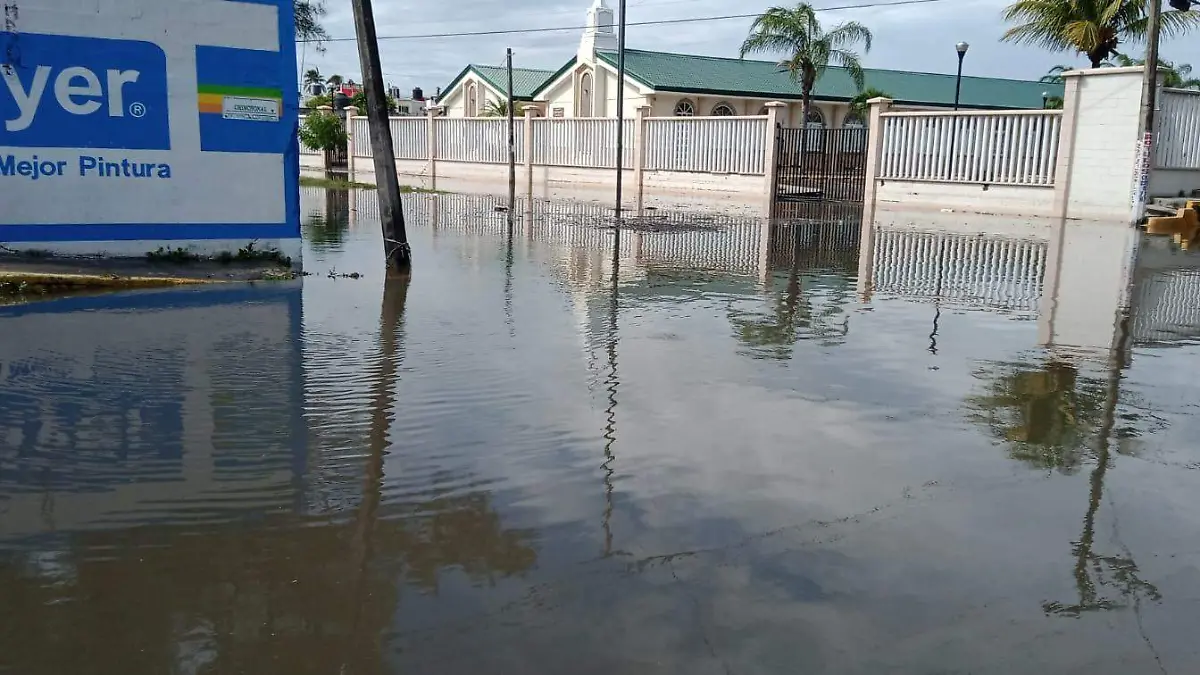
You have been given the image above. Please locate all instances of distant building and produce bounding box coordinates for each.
[438,0,1061,125]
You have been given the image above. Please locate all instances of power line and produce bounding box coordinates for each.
[297,0,948,44]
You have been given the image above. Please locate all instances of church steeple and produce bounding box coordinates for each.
[578,0,617,61]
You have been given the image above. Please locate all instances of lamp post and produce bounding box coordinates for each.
[953,41,969,110]
[1042,91,1049,109]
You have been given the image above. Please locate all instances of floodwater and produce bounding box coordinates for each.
[2,189,1200,674]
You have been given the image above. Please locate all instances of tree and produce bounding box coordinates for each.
[304,68,324,88]
[1001,0,1200,68]
[327,74,345,88]
[1107,53,1200,88]
[298,110,347,167]
[848,87,892,116]
[350,89,398,114]
[482,99,526,117]
[739,3,872,134]
[294,0,329,50]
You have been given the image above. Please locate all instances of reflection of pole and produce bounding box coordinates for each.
[600,223,621,557]
[1045,313,1160,617]
[929,237,946,355]
[348,274,409,665]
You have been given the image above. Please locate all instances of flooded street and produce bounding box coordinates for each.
[3,188,1200,674]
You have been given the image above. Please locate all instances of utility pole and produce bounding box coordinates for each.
[1133,0,1163,224]
[507,48,516,225]
[613,0,628,222]
[349,0,411,271]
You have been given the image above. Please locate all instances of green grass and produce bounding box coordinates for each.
[299,175,441,193]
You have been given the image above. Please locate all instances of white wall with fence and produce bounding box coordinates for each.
[346,114,768,176]
[1156,89,1200,169]
[877,110,1062,186]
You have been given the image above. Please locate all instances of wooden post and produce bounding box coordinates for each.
[633,105,650,215]
[857,97,892,293]
[344,105,359,179]
[349,0,410,271]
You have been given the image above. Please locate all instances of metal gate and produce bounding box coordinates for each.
[775,126,868,203]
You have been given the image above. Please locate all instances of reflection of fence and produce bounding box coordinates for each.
[1157,89,1200,169]
[879,110,1062,185]
[870,228,1047,312]
[1130,268,1200,343]
[349,190,857,277]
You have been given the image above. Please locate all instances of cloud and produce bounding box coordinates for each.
[300,0,1196,95]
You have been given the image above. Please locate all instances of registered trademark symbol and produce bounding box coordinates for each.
[129,102,146,118]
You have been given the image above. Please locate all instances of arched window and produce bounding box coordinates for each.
[466,83,477,117]
[673,98,695,117]
[710,102,737,116]
[842,110,866,128]
[805,107,825,129]
[578,71,594,117]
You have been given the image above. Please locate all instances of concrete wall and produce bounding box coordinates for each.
[864,67,1153,227]
[1149,168,1200,199]
[874,182,1057,218]
[1058,67,1145,222]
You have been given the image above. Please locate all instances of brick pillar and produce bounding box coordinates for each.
[524,108,537,203]
[761,101,786,218]
[427,106,440,191]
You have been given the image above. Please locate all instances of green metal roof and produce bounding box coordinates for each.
[442,64,557,101]
[593,49,1062,110]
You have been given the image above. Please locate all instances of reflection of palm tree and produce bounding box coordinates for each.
[1042,320,1161,618]
[965,361,1109,472]
[729,237,851,359]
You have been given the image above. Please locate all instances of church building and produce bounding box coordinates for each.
[438,0,1059,129]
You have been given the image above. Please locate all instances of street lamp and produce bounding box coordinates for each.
[1042,91,1049,109]
[954,41,969,110]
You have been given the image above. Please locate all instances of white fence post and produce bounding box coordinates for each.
[761,102,786,218]
[427,107,439,190]
[343,106,359,179]
[859,97,893,290]
[524,108,537,201]
[633,105,650,213]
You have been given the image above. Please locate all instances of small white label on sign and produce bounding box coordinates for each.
[222,97,281,122]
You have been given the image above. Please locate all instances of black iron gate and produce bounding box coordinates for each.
[775,126,868,203]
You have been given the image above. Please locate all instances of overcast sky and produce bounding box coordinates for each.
[299,0,1198,96]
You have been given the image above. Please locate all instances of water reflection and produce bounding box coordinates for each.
[3,189,1200,674]
[303,188,351,252]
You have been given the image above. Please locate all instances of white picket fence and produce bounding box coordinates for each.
[532,119,634,169]
[645,117,768,174]
[1157,89,1200,169]
[878,110,1062,186]
[346,115,768,175]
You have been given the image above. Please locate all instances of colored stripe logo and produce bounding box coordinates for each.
[197,84,283,115]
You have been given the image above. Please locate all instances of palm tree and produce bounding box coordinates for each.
[482,99,525,117]
[326,74,344,90]
[294,0,329,50]
[848,87,892,116]
[304,68,323,88]
[739,3,872,133]
[1001,0,1200,69]
[1107,54,1200,88]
